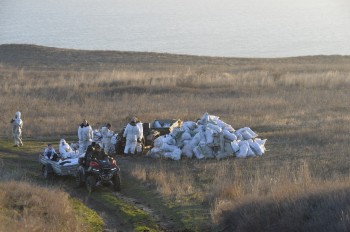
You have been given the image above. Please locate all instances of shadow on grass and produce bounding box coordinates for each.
[218,187,350,232]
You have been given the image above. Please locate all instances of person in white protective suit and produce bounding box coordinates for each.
[123,117,141,156]
[78,119,93,154]
[101,123,114,154]
[136,120,144,154]
[59,139,78,159]
[11,111,23,147]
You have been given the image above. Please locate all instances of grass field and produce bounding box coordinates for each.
[0,44,350,231]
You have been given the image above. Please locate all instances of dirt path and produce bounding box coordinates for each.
[0,145,179,232]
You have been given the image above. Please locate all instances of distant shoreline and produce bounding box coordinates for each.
[1,44,349,71]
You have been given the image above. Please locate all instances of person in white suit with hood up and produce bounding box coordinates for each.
[101,123,114,154]
[78,119,93,154]
[11,111,23,147]
[123,117,141,156]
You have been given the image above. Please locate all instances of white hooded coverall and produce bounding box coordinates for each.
[101,126,114,153]
[78,123,93,154]
[123,123,141,154]
[11,111,23,146]
[59,139,77,159]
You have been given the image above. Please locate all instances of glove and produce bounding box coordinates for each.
[137,138,141,143]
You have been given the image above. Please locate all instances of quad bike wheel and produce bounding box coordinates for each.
[42,165,53,179]
[112,173,121,192]
[75,170,84,187]
[86,175,96,193]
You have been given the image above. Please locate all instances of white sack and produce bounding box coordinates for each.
[182,121,197,131]
[207,123,222,133]
[111,134,117,145]
[199,145,214,159]
[230,141,240,153]
[190,133,202,147]
[170,127,184,140]
[223,129,237,141]
[163,135,176,145]
[163,148,182,161]
[160,143,177,152]
[181,131,192,141]
[236,127,258,139]
[216,151,232,160]
[181,143,193,158]
[193,146,205,159]
[236,141,249,158]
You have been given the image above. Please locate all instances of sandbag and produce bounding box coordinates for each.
[136,143,143,153]
[163,134,176,145]
[204,128,213,145]
[111,134,117,145]
[190,132,202,147]
[199,144,214,159]
[182,121,197,131]
[207,123,222,133]
[224,142,234,156]
[153,136,164,148]
[181,143,193,158]
[223,129,237,141]
[236,141,249,158]
[216,151,232,160]
[163,148,182,160]
[236,127,258,138]
[170,127,185,140]
[193,146,205,159]
[230,141,240,153]
[254,138,267,154]
[160,143,177,152]
[181,131,192,141]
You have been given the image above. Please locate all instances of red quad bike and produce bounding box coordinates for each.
[75,157,121,193]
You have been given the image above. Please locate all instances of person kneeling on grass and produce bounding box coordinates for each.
[44,143,58,161]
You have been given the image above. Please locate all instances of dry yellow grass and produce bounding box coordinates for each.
[0,181,83,232]
[1,45,350,230]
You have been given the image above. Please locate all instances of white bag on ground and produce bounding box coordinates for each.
[182,121,197,131]
[230,141,240,153]
[181,143,194,158]
[163,148,182,160]
[163,135,176,145]
[216,151,232,160]
[236,127,258,139]
[207,123,222,134]
[170,127,184,140]
[153,136,164,148]
[199,144,214,159]
[160,143,177,152]
[193,146,205,159]
[236,141,249,158]
[223,129,237,141]
[181,131,192,141]
[248,140,263,156]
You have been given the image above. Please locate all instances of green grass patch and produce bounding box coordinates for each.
[71,197,104,232]
[94,192,160,232]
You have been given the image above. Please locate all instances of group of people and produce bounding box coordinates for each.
[42,117,143,162]
[10,111,144,158]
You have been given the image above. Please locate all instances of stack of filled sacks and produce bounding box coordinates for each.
[147,113,267,160]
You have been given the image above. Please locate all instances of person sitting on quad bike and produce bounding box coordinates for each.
[76,143,121,193]
[86,143,109,165]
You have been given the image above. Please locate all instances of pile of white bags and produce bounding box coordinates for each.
[147,113,267,160]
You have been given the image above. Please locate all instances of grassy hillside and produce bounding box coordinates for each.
[0,44,350,231]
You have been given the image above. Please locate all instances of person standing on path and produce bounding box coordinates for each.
[78,119,93,154]
[11,111,23,147]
